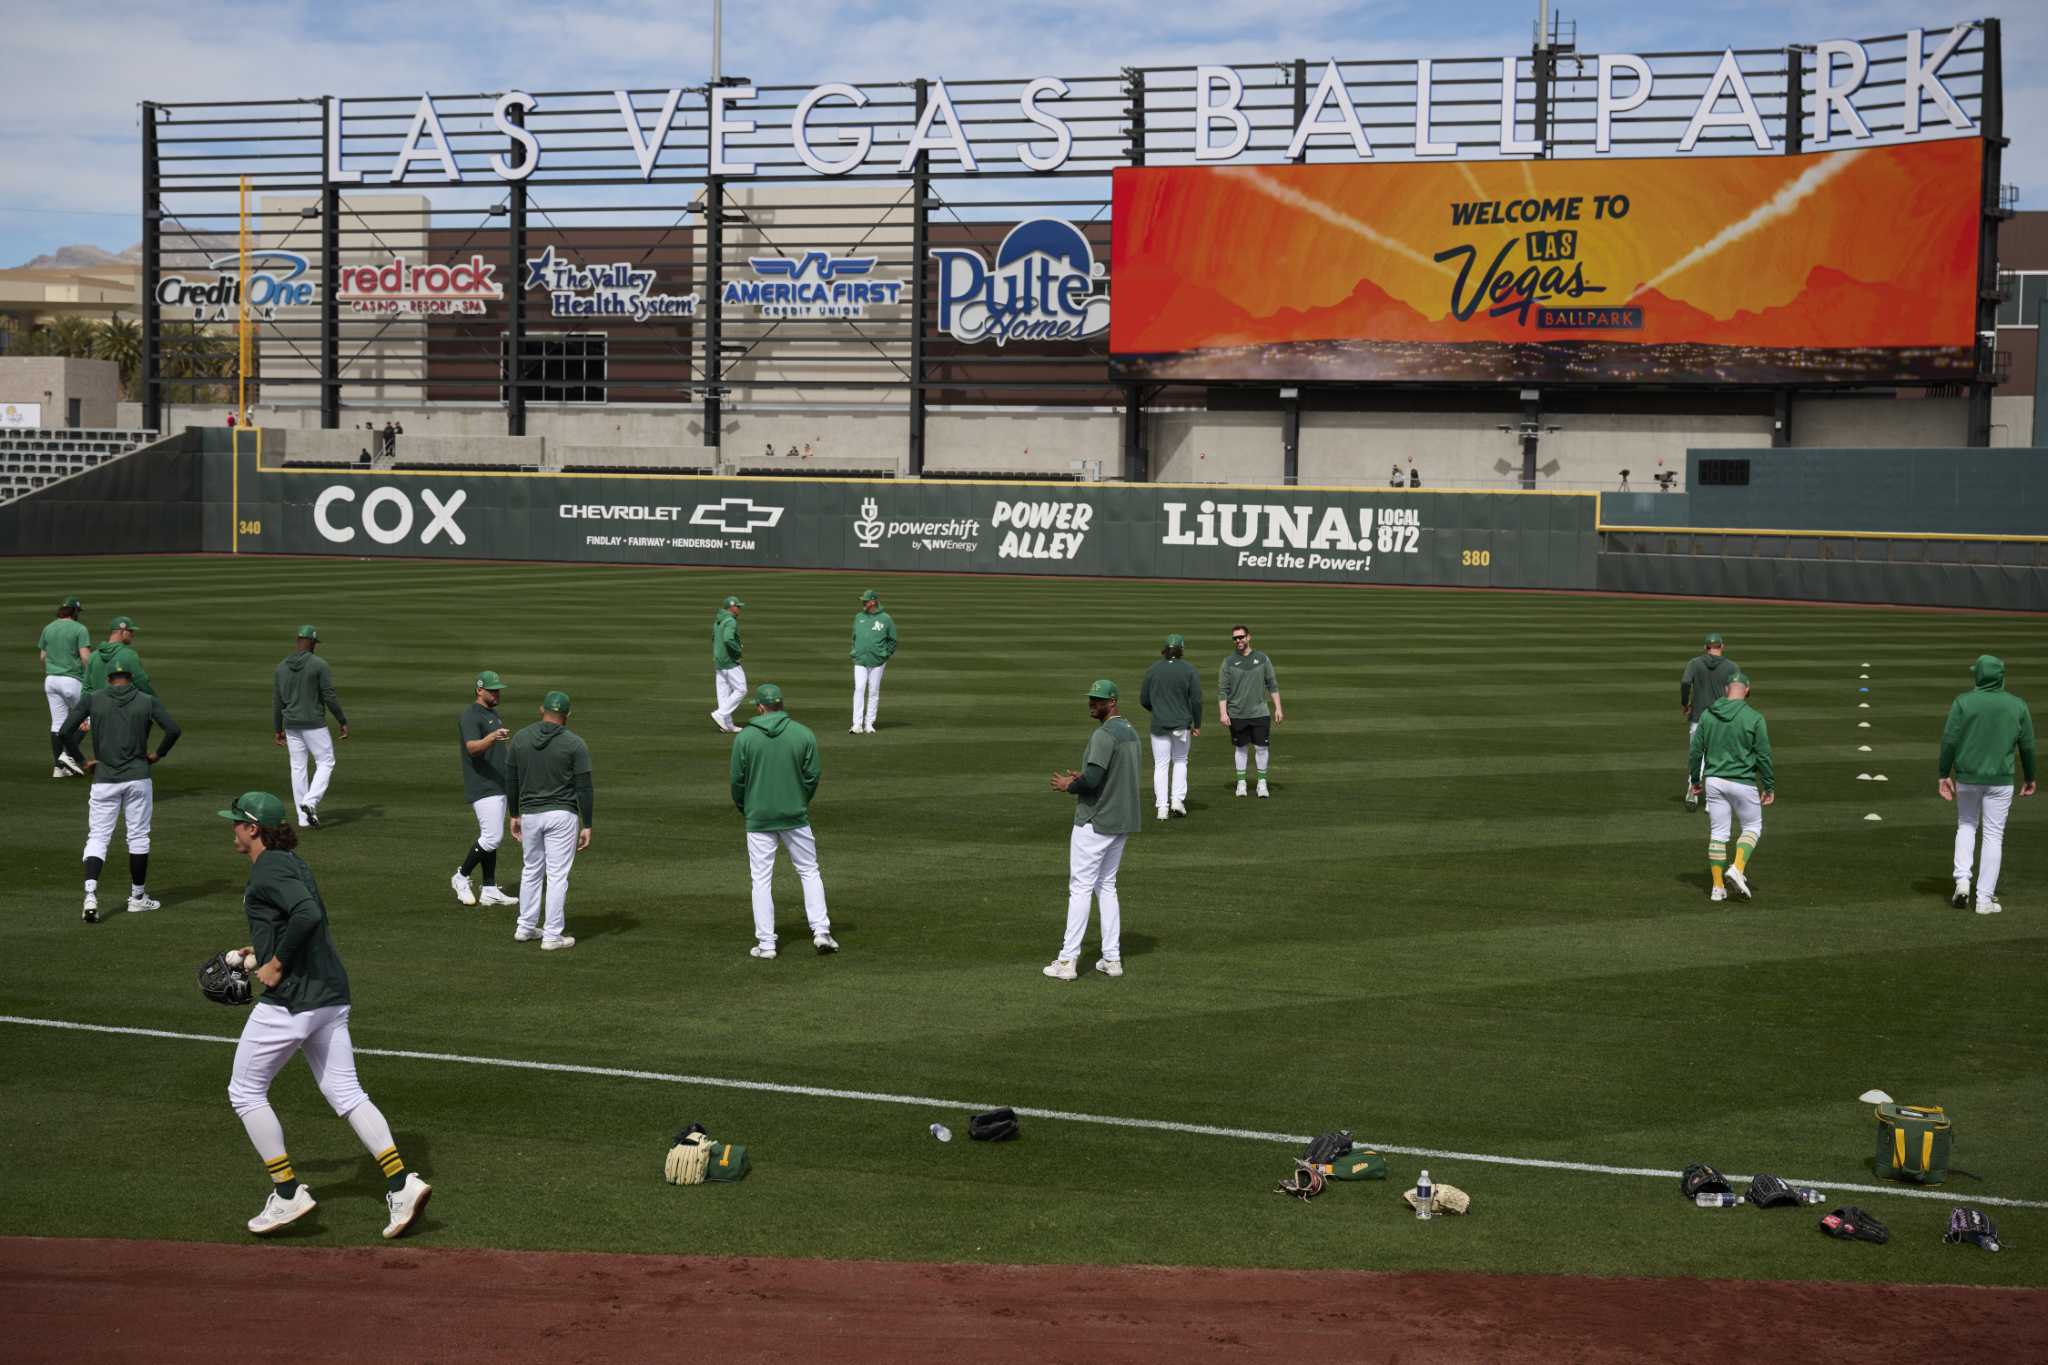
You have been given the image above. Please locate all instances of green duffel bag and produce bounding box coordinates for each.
[1317,1148,1388,1181]
[703,1139,751,1182]
[1874,1104,1951,1185]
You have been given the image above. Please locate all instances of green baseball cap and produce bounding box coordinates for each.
[297,624,319,641]
[218,791,289,826]
[476,670,506,691]
[753,682,783,705]
[1087,678,1118,700]
[109,615,137,631]
[542,690,572,714]
[1164,633,1185,649]
[1704,632,1724,646]
[722,596,746,608]
[1729,670,1752,687]
[860,589,879,603]
[61,596,82,611]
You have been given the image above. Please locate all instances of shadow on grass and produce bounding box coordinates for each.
[1911,877,1959,899]
[309,805,384,829]
[165,878,239,906]
[570,912,639,942]
[1674,872,1712,892]
[1119,932,1159,958]
[290,1133,446,1237]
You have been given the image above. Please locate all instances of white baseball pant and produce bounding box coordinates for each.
[285,726,336,820]
[1953,783,2014,902]
[227,1000,400,1177]
[747,825,830,947]
[1060,823,1127,963]
[1686,720,1698,790]
[516,808,580,939]
[472,795,507,851]
[45,675,82,732]
[714,666,749,727]
[1704,776,1763,843]
[851,663,886,730]
[84,778,153,859]
[1150,730,1190,811]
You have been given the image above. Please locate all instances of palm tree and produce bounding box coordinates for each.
[47,315,100,359]
[95,314,142,399]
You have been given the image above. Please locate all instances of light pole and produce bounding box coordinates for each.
[712,0,722,84]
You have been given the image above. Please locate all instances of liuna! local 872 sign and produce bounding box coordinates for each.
[213,460,1598,591]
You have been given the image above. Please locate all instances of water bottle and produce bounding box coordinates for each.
[929,1123,952,1143]
[1797,1187,1823,1205]
[1695,1192,1740,1207]
[1416,1169,1433,1220]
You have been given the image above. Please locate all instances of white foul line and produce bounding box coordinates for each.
[7,1014,2043,1211]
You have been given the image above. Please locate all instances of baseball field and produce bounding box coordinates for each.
[3,555,2044,1348]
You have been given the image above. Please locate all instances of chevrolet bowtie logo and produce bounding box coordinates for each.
[691,498,785,534]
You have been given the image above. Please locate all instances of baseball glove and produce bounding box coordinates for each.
[969,1108,1020,1142]
[664,1125,712,1186]
[197,951,251,1007]
[1274,1160,1326,1200]
[1745,1173,1801,1208]
[1944,1206,2001,1251]
[1680,1163,1731,1200]
[1302,1130,1354,1164]
[1819,1205,1889,1244]
[1403,1183,1472,1214]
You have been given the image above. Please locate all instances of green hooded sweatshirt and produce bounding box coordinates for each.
[1689,695,1773,792]
[60,682,181,783]
[273,651,347,730]
[84,640,153,695]
[505,721,595,824]
[712,611,743,668]
[1939,655,2037,787]
[1140,657,1203,735]
[850,609,898,667]
[1680,651,1738,723]
[243,848,351,1014]
[730,709,820,832]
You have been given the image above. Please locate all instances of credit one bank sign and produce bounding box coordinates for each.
[316,26,1979,185]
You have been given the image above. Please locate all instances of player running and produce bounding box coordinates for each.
[711,596,749,733]
[1046,679,1142,980]
[731,683,836,958]
[1687,670,1773,903]
[848,589,897,734]
[1938,654,2037,915]
[58,658,180,921]
[1140,633,1201,819]
[273,625,348,828]
[1218,625,1282,798]
[506,690,593,951]
[37,595,91,777]
[217,791,432,1240]
[452,669,519,908]
[1679,632,1739,811]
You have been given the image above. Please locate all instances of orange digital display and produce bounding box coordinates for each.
[1110,139,1982,385]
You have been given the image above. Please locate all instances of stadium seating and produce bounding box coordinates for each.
[0,429,159,504]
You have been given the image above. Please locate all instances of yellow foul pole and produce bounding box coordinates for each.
[237,175,252,426]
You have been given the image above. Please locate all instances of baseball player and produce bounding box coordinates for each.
[506,690,592,951]
[848,589,897,734]
[83,614,152,695]
[1140,633,1201,819]
[37,595,91,776]
[58,658,180,922]
[1679,632,1739,811]
[217,791,432,1239]
[710,596,747,733]
[273,625,348,828]
[1046,679,1142,980]
[1217,625,1282,798]
[1687,670,1773,903]
[730,683,836,958]
[452,669,518,908]
[1938,654,2037,915]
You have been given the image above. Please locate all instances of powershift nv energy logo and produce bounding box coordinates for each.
[931,220,1109,346]
[726,252,906,318]
[155,251,316,323]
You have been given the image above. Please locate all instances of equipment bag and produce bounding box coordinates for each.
[1317,1149,1389,1181]
[1874,1104,1951,1185]
[702,1140,750,1182]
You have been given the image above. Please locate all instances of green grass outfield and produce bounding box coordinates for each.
[2,554,2043,1287]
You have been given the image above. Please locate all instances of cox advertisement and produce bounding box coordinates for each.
[211,456,1593,589]
[1110,139,1982,385]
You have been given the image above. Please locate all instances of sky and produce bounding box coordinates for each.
[0,0,2038,265]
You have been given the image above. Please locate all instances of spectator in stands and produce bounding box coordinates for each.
[1408,463,1421,489]
[1388,463,1403,488]
[227,413,237,429]
[381,422,397,460]
[1619,469,1631,491]
[802,442,815,459]
[786,445,799,459]
[764,442,775,459]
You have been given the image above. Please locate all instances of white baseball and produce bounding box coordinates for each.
[225,950,244,970]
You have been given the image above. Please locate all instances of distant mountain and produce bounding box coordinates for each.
[16,226,236,272]
[16,242,138,270]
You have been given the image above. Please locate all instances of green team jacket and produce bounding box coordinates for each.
[39,618,90,679]
[60,682,181,783]
[1070,715,1144,834]
[1939,656,2038,786]
[713,611,743,668]
[506,721,595,824]
[731,710,820,832]
[850,610,898,667]
[1140,657,1202,734]
[243,848,351,1014]
[83,640,153,695]
[1218,650,1278,720]
[274,652,347,730]
[1680,652,1739,723]
[1689,697,1774,792]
